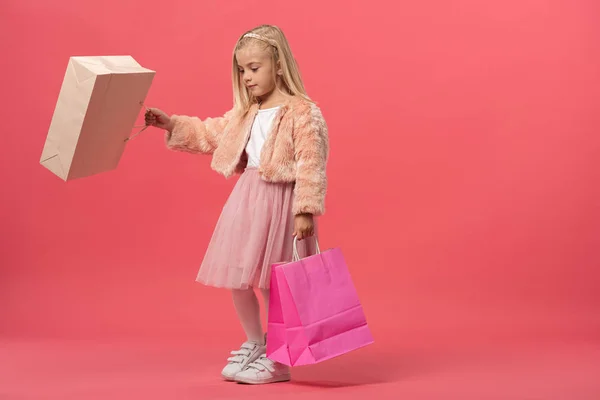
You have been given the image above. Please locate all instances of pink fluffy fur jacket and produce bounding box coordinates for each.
[165,96,329,216]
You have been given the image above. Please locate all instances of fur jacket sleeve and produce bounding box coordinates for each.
[165,109,234,154]
[292,104,329,216]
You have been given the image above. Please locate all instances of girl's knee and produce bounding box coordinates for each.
[232,288,256,298]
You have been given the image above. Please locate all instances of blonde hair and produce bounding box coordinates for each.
[232,25,312,115]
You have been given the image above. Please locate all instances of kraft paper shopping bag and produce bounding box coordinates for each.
[267,238,374,366]
[40,56,155,181]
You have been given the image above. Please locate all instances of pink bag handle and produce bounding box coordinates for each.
[292,236,321,262]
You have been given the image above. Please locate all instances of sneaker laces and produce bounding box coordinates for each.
[246,354,276,372]
[227,342,257,364]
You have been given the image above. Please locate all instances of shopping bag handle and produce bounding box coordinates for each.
[125,102,150,142]
[292,236,321,261]
[125,125,148,141]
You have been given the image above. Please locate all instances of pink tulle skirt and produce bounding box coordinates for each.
[196,167,318,290]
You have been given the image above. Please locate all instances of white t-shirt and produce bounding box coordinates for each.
[245,106,281,168]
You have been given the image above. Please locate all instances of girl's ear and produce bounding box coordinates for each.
[277,60,283,76]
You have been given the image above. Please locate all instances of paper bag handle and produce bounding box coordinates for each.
[125,125,149,141]
[125,102,151,142]
[292,236,321,262]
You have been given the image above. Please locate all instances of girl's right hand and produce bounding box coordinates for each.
[145,108,174,131]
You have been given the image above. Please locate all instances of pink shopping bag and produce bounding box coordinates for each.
[266,237,374,366]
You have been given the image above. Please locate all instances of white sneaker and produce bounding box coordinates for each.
[221,341,266,381]
[234,354,291,384]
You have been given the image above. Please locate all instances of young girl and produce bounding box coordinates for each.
[145,25,329,384]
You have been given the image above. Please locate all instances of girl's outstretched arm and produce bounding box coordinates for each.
[165,109,234,155]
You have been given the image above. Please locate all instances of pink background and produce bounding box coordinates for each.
[1,1,599,396]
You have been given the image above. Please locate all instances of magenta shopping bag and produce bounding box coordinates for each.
[266,238,374,366]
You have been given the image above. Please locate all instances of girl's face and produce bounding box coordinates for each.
[236,45,280,99]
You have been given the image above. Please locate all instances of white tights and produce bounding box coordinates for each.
[231,288,270,344]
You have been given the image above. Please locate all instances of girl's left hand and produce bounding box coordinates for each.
[294,213,314,240]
